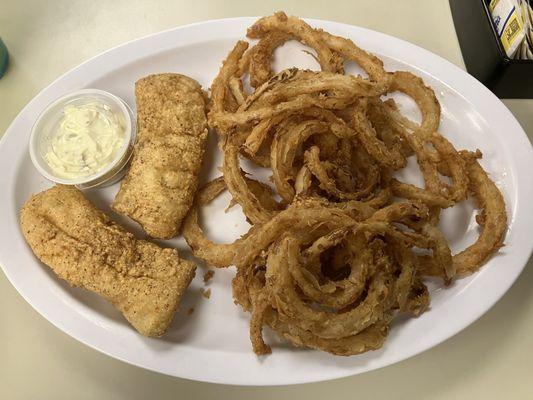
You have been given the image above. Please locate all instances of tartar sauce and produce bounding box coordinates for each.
[43,101,125,179]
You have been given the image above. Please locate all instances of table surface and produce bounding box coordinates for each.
[1,1,532,398]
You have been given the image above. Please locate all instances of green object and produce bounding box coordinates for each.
[0,38,8,79]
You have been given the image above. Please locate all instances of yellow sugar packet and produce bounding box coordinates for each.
[490,0,526,57]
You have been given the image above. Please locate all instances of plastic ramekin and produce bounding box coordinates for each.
[29,89,136,189]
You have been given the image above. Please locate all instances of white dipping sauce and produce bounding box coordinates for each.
[43,101,125,179]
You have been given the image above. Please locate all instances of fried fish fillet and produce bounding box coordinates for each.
[20,185,196,337]
[112,73,208,239]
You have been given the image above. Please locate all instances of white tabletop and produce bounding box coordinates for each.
[1,1,532,398]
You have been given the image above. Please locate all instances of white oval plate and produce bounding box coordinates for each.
[1,18,532,386]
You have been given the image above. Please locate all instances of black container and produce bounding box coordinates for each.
[449,0,533,98]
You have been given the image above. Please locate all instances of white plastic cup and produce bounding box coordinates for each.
[29,89,136,189]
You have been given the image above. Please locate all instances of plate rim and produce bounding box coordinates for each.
[1,16,532,386]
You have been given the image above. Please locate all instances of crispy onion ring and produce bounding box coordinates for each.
[228,200,439,355]
[248,31,293,88]
[186,13,508,356]
[247,12,344,74]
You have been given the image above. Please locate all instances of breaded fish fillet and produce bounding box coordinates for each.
[112,73,208,239]
[20,185,196,337]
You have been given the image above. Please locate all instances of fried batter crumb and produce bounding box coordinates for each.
[203,270,215,284]
[187,308,195,315]
[19,185,196,337]
[202,288,211,299]
[112,73,208,239]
